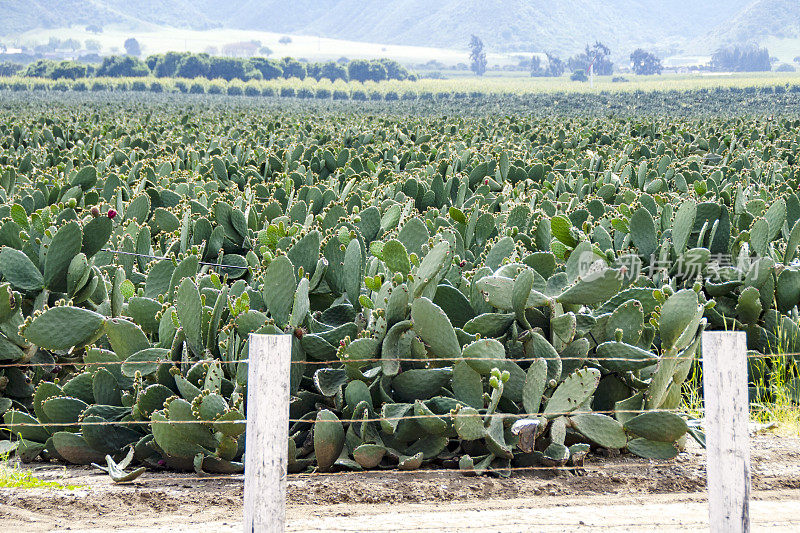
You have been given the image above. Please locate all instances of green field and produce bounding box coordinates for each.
[0,87,797,479]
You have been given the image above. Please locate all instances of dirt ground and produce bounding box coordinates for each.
[1,433,799,532]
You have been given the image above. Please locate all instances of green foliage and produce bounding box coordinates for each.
[0,94,797,481]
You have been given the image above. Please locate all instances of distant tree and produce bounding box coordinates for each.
[570,69,588,82]
[378,58,409,80]
[24,59,56,78]
[50,60,86,80]
[348,59,371,82]
[469,35,487,76]
[306,63,322,80]
[60,38,80,51]
[145,54,161,71]
[154,52,188,77]
[569,42,613,76]
[711,45,770,72]
[96,55,149,77]
[794,55,800,64]
[85,39,101,52]
[368,62,387,82]
[124,38,141,57]
[259,46,273,56]
[531,53,565,77]
[545,52,565,77]
[86,24,103,34]
[529,56,545,76]
[176,54,211,78]
[280,57,306,79]
[776,63,796,72]
[630,49,662,75]
[278,36,292,45]
[248,57,283,80]
[320,61,348,82]
[208,57,247,80]
[0,62,23,76]
[337,56,349,64]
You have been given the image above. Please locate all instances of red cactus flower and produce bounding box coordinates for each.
[107,209,117,219]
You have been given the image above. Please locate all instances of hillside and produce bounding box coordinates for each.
[2,0,796,57]
[702,0,800,46]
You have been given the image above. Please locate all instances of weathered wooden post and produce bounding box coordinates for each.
[702,331,750,533]
[244,334,292,533]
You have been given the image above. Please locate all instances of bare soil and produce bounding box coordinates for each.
[1,433,799,532]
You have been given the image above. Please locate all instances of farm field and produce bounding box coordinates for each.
[0,86,799,530]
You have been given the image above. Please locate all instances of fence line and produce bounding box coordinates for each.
[2,351,794,370]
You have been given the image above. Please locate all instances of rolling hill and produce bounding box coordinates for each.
[1,0,796,57]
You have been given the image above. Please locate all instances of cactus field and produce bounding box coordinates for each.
[0,89,798,481]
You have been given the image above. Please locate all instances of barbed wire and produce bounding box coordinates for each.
[0,350,794,370]
[1,406,708,428]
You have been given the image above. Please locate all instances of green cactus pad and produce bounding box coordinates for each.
[623,411,688,442]
[411,296,461,359]
[543,368,601,418]
[314,409,344,473]
[22,306,105,351]
[0,247,44,291]
[626,438,679,460]
[569,413,627,448]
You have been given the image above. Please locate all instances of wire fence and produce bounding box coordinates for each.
[1,238,797,531]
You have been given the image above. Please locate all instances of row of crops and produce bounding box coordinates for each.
[4,75,800,100]
[0,93,798,477]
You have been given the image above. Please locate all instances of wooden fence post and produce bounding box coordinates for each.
[244,334,292,533]
[702,331,750,533]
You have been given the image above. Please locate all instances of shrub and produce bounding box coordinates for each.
[279,87,296,98]
[401,91,417,100]
[419,91,434,100]
[208,83,223,94]
[351,89,367,101]
[150,81,164,93]
[189,83,205,94]
[369,90,383,101]
[570,70,588,82]
[72,81,87,92]
[131,80,147,92]
[297,87,314,99]
[332,89,348,100]
[262,86,276,97]
[91,81,107,92]
[227,85,243,96]
[33,82,48,91]
[315,88,331,99]
[384,91,399,101]
[244,85,261,97]
[11,81,27,91]
[52,82,69,92]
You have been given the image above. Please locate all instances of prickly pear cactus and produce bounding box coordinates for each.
[1,100,797,477]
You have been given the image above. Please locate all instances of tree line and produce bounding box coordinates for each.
[0,53,415,82]
[468,36,775,79]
